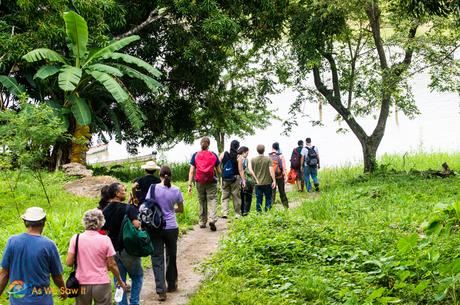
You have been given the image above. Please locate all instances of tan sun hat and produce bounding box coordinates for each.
[141,160,160,171]
[21,207,46,221]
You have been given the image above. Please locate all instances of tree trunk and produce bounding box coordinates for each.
[215,132,225,154]
[362,140,379,173]
[70,124,91,164]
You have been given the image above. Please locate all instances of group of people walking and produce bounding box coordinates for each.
[0,164,184,304]
[187,136,320,232]
[0,136,320,305]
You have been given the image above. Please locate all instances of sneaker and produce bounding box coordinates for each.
[199,223,206,228]
[209,222,216,231]
[221,215,228,219]
[158,293,167,301]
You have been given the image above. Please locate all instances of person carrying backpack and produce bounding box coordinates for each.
[290,140,305,192]
[301,137,320,192]
[145,165,184,301]
[102,183,143,305]
[187,137,220,231]
[220,140,244,219]
[269,142,289,208]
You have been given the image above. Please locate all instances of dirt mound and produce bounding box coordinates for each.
[64,176,120,198]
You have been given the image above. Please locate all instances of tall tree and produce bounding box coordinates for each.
[232,0,460,172]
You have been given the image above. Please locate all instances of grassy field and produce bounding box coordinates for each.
[0,171,200,304]
[190,152,460,305]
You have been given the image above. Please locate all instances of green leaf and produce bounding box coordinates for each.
[58,66,82,92]
[63,11,88,64]
[84,35,140,66]
[68,95,91,125]
[33,66,60,80]
[87,64,123,77]
[116,64,161,92]
[88,70,128,103]
[109,52,161,77]
[22,48,66,63]
[0,76,26,97]
[414,280,430,294]
[88,70,144,129]
[397,234,418,254]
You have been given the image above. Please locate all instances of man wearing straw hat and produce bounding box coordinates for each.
[0,207,67,304]
[131,160,161,207]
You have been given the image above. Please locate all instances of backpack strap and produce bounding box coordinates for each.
[73,234,80,270]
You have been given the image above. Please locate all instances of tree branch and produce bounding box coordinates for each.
[366,1,388,69]
[114,9,165,40]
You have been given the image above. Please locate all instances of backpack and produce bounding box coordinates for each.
[194,151,217,184]
[222,152,237,182]
[269,152,284,179]
[290,147,302,169]
[139,184,166,232]
[305,146,318,167]
[121,206,154,257]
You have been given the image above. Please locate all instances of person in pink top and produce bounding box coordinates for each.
[66,209,126,305]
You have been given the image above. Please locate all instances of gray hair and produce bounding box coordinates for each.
[82,209,105,231]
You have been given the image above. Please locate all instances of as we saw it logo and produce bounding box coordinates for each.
[8,280,31,299]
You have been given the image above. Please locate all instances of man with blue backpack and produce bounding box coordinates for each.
[301,137,320,192]
[220,140,244,219]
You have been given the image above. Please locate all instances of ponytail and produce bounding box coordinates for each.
[160,165,172,188]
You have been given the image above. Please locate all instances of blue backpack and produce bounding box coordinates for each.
[222,152,237,181]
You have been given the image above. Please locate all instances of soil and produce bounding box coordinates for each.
[64,175,120,198]
[139,219,228,305]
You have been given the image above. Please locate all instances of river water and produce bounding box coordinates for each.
[87,72,460,168]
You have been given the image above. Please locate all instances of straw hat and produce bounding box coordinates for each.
[141,161,160,171]
[21,207,46,221]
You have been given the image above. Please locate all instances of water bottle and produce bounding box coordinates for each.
[114,286,124,303]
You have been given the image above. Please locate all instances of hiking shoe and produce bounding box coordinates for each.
[221,215,228,219]
[209,222,216,231]
[199,223,206,228]
[158,293,167,301]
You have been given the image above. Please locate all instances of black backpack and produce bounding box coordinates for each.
[305,146,318,167]
[290,148,302,169]
[139,184,166,232]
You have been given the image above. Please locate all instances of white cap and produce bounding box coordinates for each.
[141,161,160,171]
[21,207,46,221]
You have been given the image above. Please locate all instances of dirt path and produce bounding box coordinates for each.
[139,184,317,304]
[139,219,228,305]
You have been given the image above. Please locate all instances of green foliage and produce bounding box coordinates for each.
[0,103,66,170]
[191,153,460,304]
[90,161,190,182]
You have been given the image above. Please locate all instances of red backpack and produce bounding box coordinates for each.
[194,151,217,184]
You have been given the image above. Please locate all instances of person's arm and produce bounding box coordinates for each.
[269,165,276,189]
[188,165,195,194]
[0,268,9,296]
[107,256,126,289]
[51,274,67,300]
[238,157,246,187]
[65,252,75,267]
[219,152,225,162]
[248,159,259,185]
[175,202,184,213]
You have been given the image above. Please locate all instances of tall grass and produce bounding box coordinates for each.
[90,161,190,182]
[190,152,460,305]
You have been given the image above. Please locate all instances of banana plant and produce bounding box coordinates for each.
[17,11,161,164]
